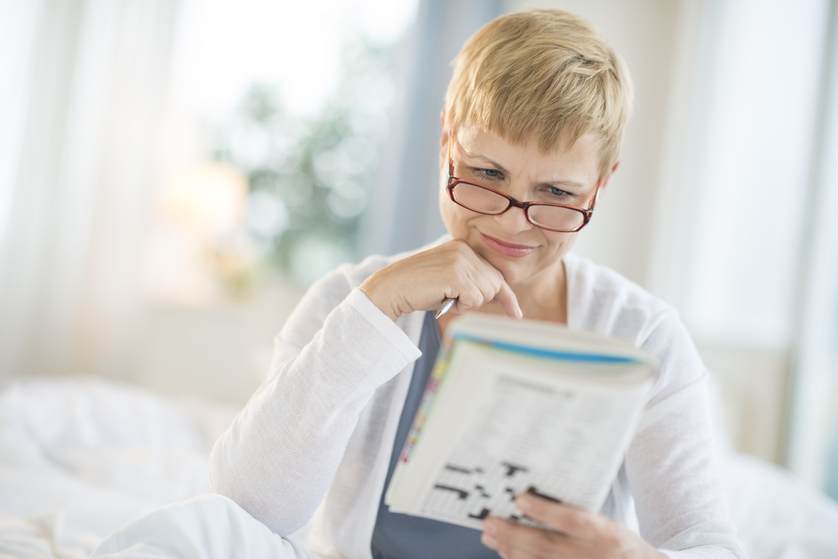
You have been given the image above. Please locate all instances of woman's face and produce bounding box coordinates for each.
[438,124,613,287]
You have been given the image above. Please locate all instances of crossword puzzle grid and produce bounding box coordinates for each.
[420,459,558,525]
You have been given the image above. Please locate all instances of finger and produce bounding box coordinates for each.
[474,273,501,310]
[446,264,478,310]
[515,493,600,538]
[454,243,521,318]
[486,517,567,558]
[493,280,523,319]
[456,283,486,311]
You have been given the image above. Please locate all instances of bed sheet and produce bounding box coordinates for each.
[0,377,236,558]
[0,377,836,559]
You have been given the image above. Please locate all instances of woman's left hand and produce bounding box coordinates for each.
[481,493,665,559]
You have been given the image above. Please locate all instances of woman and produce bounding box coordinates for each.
[95,8,743,559]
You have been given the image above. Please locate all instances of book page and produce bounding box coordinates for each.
[386,341,653,530]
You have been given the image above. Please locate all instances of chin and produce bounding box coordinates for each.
[484,253,534,284]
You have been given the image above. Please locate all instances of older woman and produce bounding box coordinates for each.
[95,8,743,559]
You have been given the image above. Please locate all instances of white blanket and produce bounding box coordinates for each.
[0,377,234,558]
[0,377,836,558]
[91,494,311,559]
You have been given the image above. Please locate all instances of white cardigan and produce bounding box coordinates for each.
[209,236,744,559]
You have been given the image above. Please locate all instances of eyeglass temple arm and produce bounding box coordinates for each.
[587,182,603,212]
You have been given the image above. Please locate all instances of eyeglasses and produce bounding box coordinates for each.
[446,131,600,233]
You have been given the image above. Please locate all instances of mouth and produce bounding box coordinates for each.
[480,232,538,257]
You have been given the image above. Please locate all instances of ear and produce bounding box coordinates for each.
[597,160,621,190]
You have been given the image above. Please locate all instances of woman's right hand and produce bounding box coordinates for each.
[359,239,523,321]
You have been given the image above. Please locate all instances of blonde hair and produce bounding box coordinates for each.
[443,9,633,177]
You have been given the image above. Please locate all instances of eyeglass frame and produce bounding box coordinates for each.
[446,130,602,233]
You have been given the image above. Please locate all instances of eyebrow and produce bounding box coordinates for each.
[459,145,586,189]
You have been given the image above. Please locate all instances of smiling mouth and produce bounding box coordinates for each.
[480,233,538,250]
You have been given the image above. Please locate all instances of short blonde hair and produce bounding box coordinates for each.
[443,9,633,177]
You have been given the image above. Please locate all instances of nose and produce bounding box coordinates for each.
[492,203,534,234]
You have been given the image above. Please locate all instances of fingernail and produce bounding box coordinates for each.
[481,532,498,549]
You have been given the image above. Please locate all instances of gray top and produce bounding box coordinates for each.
[370,312,500,559]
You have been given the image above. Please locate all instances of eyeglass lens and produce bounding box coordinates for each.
[451,183,584,231]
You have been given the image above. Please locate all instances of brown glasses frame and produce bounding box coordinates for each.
[446,130,601,233]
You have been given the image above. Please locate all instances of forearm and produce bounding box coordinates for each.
[209,288,421,535]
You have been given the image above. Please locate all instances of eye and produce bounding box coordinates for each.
[473,167,504,180]
[543,185,573,199]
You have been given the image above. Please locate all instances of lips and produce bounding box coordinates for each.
[481,233,535,249]
[480,233,538,257]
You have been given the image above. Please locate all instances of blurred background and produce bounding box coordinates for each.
[1,0,836,504]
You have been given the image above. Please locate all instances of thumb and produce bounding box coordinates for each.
[494,281,523,319]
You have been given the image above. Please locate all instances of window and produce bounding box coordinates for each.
[144,0,418,306]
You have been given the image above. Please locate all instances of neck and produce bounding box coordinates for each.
[490,258,565,322]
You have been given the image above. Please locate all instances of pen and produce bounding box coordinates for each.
[434,297,457,319]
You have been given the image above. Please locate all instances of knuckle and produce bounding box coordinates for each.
[568,511,594,533]
[452,267,470,286]
[491,277,504,293]
[493,279,507,296]
[477,281,494,299]
[489,270,506,291]
[459,288,481,308]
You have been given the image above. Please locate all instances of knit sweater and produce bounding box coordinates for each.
[209,235,744,558]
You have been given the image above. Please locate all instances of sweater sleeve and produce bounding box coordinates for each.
[626,310,745,558]
[208,265,422,536]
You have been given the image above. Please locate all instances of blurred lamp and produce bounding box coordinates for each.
[160,161,247,239]
[145,161,252,306]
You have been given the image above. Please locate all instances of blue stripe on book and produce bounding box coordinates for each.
[453,334,639,364]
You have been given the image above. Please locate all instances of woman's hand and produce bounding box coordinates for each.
[359,239,523,321]
[481,493,666,559]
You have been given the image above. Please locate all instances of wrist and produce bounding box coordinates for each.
[360,273,400,322]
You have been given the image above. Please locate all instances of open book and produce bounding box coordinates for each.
[384,312,657,530]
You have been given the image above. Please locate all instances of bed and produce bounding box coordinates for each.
[0,377,836,558]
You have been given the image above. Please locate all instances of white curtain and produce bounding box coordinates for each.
[646,0,837,490]
[0,0,180,379]
[785,0,838,497]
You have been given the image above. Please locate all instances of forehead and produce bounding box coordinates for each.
[454,125,601,184]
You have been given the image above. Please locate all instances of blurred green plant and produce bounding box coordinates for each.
[212,37,396,286]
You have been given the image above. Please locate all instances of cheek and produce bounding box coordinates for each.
[526,233,573,270]
[541,233,575,260]
[439,189,472,234]
[543,232,571,249]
